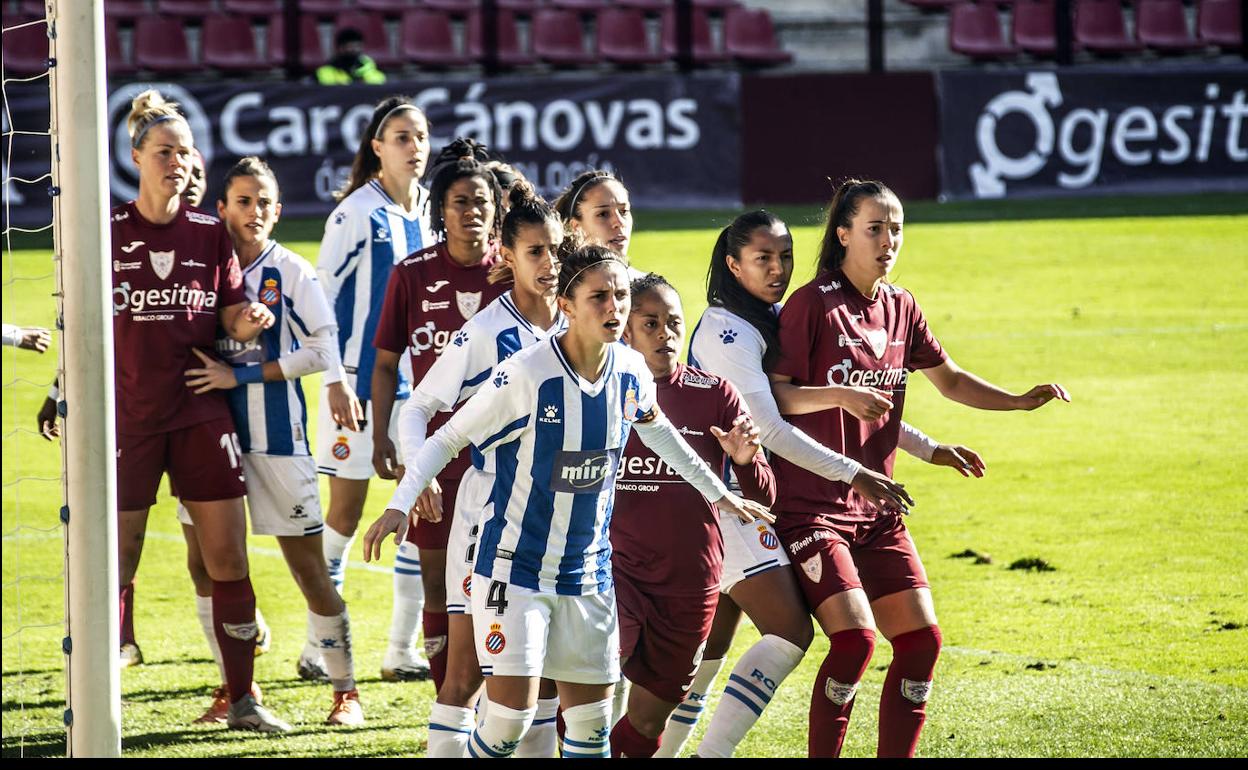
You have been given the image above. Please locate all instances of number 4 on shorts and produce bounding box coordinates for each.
[485,581,509,616]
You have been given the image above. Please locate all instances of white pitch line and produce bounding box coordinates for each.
[146,530,392,575]
[943,322,1248,341]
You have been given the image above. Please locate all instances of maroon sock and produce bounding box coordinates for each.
[610,715,661,758]
[211,578,257,704]
[119,580,136,646]
[556,707,566,756]
[809,628,876,758]
[423,610,449,692]
[878,625,942,758]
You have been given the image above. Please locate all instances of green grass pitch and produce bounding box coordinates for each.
[4,194,1247,757]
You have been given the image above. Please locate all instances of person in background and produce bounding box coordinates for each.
[317,27,386,86]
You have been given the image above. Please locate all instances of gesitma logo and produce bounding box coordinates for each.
[970,73,1062,198]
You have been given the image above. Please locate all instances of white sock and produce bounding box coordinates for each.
[428,702,475,758]
[195,594,225,684]
[654,657,725,758]
[697,635,805,758]
[322,525,355,593]
[467,702,535,758]
[388,540,425,652]
[476,689,491,728]
[610,676,631,729]
[308,608,355,692]
[561,699,611,759]
[514,696,559,758]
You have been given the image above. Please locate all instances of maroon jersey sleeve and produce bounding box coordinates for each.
[906,293,947,371]
[719,378,776,507]
[771,284,823,382]
[372,266,410,354]
[216,224,247,308]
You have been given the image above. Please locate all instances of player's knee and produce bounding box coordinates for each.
[834,627,877,669]
[185,557,211,594]
[562,699,612,758]
[204,553,249,582]
[786,616,815,651]
[891,624,942,669]
[628,710,666,740]
[468,702,536,758]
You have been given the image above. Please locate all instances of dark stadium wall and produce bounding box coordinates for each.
[740,72,939,204]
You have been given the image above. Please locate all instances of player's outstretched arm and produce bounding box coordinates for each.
[921,359,1070,412]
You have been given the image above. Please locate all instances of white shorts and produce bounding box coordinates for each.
[446,468,492,615]
[471,573,620,684]
[718,511,789,594]
[315,390,403,480]
[178,454,323,537]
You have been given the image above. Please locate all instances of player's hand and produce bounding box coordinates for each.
[930,444,985,478]
[714,491,774,525]
[37,395,59,440]
[243,301,276,331]
[18,327,51,353]
[372,435,400,479]
[413,478,443,523]
[836,385,893,422]
[327,381,363,432]
[185,348,238,394]
[710,414,762,466]
[1012,383,1071,411]
[851,467,914,515]
[363,508,408,563]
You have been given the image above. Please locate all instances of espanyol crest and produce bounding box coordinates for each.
[150,249,175,281]
[456,290,482,320]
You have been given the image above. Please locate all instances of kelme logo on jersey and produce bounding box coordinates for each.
[826,358,909,390]
[485,624,506,654]
[550,449,621,494]
[259,278,280,306]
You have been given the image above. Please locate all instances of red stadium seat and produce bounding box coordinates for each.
[724,6,793,65]
[467,10,538,67]
[267,14,326,68]
[497,0,542,12]
[19,0,49,17]
[424,0,478,13]
[300,0,347,18]
[157,0,214,19]
[1012,0,1058,55]
[617,0,672,11]
[1198,0,1243,49]
[106,16,137,77]
[660,6,730,64]
[692,0,740,9]
[597,7,668,66]
[223,0,283,16]
[134,16,197,74]
[336,10,400,66]
[551,0,606,10]
[203,14,267,72]
[400,8,473,67]
[4,18,49,78]
[1074,0,1144,53]
[105,0,149,21]
[532,8,598,66]
[359,0,418,15]
[948,2,1017,60]
[1136,0,1201,52]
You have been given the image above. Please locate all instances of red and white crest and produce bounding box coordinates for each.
[456,290,483,320]
[861,326,889,359]
[801,554,822,584]
[149,249,175,281]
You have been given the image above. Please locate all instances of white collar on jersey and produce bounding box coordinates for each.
[369,179,429,218]
[550,334,614,396]
[499,291,566,337]
[241,241,279,276]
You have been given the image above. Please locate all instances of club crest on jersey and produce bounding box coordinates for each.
[332,437,351,460]
[861,326,889,359]
[149,249,175,280]
[623,387,639,421]
[485,624,506,654]
[259,278,280,306]
[801,554,822,583]
[758,527,780,550]
[456,290,482,320]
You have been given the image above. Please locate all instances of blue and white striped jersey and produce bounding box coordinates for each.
[443,337,656,596]
[317,179,431,402]
[415,291,567,474]
[217,242,334,456]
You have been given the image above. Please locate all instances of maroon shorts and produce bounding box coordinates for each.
[403,473,460,549]
[117,416,247,511]
[616,572,718,704]
[776,512,929,612]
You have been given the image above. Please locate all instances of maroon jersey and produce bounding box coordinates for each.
[111,202,246,435]
[373,241,504,481]
[612,363,776,595]
[770,272,946,521]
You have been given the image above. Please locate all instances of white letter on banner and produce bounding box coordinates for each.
[309,105,342,155]
[1111,107,1156,166]
[584,101,626,149]
[625,99,663,149]
[540,100,585,152]
[1221,89,1248,162]
[494,102,538,151]
[268,106,307,155]
[221,92,265,156]
[665,99,699,149]
[1057,108,1108,189]
[1158,106,1193,165]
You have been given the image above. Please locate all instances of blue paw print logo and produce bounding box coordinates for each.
[593,726,610,742]
[497,738,520,755]
[493,372,509,388]
[452,330,468,347]
[320,637,339,648]
[719,329,738,344]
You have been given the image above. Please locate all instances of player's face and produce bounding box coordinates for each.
[504,220,562,301]
[624,286,684,377]
[728,222,794,305]
[560,262,631,345]
[183,152,206,207]
[838,196,904,283]
[217,174,281,250]
[132,122,195,201]
[572,181,632,256]
[443,176,496,244]
[371,111,430,184]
